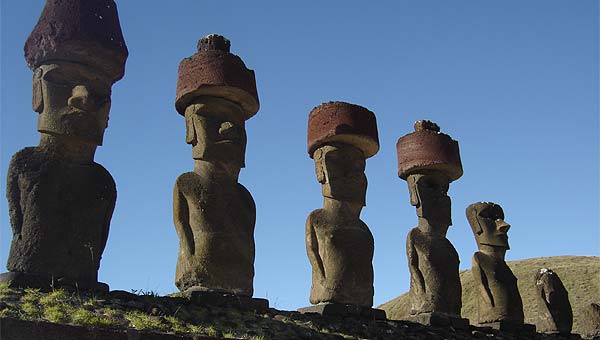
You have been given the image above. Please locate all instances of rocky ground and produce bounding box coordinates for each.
[0,282,596,340]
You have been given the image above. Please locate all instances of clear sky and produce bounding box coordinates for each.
[1,1,598,311]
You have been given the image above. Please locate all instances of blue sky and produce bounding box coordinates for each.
[1,1,598,310]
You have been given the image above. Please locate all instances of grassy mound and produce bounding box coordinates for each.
[378,256,600,335]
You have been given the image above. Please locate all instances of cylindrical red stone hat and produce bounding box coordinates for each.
[24,0,128,83]
[307,101,379,159]
[396,120,463,181]
[175,34,259,119]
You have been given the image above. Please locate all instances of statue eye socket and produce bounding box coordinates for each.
[43,73,70,87]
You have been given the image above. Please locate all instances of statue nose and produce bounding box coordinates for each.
[496,220,510,233]
[68,85,95,111]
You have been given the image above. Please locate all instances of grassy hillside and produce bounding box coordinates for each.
[378,256,599,335]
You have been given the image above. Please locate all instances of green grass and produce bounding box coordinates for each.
[378,255,600,335]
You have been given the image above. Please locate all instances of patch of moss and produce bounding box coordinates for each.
[21,288,42,304]
[72,307,121,328]
[0,282,16,300]
[125,310,170,332]
[20,301,42,319]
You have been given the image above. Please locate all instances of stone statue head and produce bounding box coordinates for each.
[33,62,112,145]
[407,172,452,232]
[466,202,511,250]
[24,0,128,146]
[313,144,367,206]
[185,97,247,170]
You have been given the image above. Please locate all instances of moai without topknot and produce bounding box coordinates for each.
[466,202,535,332]
[299,101,385,319]
[173,34,266,310]
[1,0,128,293]
[535,268,574,335]
[396,120,468,328]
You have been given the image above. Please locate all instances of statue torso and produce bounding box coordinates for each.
[306,209,374,306]
[473,251,524,323]
[406,227,461,315]
[6,146,115,284]
[173,171,255,296]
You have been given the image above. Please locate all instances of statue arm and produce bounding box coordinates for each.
[237,184,256,235]
[472,255,494,307]
[99,176,116,258]
[407,232,425,295]
[6,159,23,237]
[173,182,194,255]
[306,214,325,280]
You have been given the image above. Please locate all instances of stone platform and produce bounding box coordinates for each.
[405,312,470,330]
[478,320,537,333]
[0,271,109,294]
[298,303,387,320]
[184,290,269,312]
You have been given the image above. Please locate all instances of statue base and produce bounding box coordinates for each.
[183,289,269,312]
[0,271,109,294]
[406,312,470,330]
[478,320,536,333]
[297,303,387,320]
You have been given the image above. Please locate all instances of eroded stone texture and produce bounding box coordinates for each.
[396,121,464,323]
[173,35,258,297]
[535,268,573,334]
[467,202,526,326]
[304,102,379,308]
[3,0,127,292]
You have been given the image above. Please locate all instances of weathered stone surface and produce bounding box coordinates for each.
[307,101,379,158]
[25,0,128,82]
[305,102,378,309]
[396,121,464,323]
[535,268,574,334]
[467,202,526,326]
[175,34,259,118]
[4,1,126,291]
[580,303,600,339]
[396,120,463,181]
[298,303,387,320]
[174,41,258,298]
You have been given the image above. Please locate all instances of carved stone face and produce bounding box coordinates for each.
[407,173,451,231]
[185,104,247,169]
[34,62,112,145]
[467,202,511,249]
[314,144,366,205]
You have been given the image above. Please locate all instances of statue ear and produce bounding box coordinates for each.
[408,176,420,206]
[185,113,197,145]
[32,68,44,113]
[474,208,484,235]
[314,149,326,183]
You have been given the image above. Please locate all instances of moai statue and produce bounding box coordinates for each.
[535,268,573,334]
[466,202,535,332]
[396,120,468,328]
[1,0,128,293]
[298,101,385,319]
[173,34,266,310]
[581,303,600,339]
